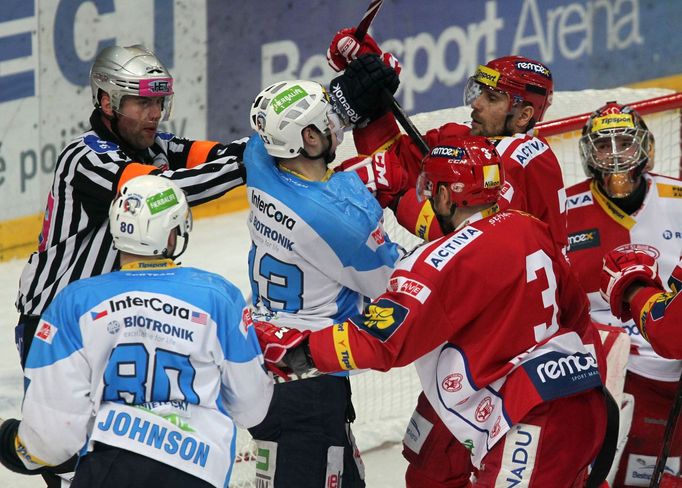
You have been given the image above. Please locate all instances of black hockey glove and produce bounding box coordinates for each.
[329,53,400,127]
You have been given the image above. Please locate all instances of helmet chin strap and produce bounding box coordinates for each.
[163,232,190,260]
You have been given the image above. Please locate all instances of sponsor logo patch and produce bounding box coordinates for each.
[566,190,594,210]
[146,188,178,215]
[354,298,409,342]
[403,410,434,455]
[567,228,600,252]
[429,146,466,159]
[515,61,552,79]
[494,423,541,488]
[388,276,432,304]
[332,321,357,370]
[426,227,482,270]
[35,321,58,344]
[624,454,680,486]
[473,65,501,88]
[271,85,307,114]
[657,183,682,198]
[510,138,548,167]
[591,114,634,132]
[523,350,601,401]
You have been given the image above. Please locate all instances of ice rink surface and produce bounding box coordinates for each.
[0,210,407,487]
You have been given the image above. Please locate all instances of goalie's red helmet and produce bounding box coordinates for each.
[464,56,554,123]
[417,136,504,207]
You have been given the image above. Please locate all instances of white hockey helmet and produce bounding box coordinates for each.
[249,80,345,159]
[109,175,192,257]
[90,44,174,121]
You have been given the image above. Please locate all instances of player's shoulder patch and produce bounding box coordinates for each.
[35,320,58,344]
[351,298,410,342]
[506,135,549,167]
[424,226,483,271]
[387,275,432,304]
[655,179,682,199]
[566,190,594,210]
[83,134,119,154]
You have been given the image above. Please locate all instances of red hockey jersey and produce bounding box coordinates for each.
[566,174,682,381]
[308,209,602,467]
[352,113,567,250]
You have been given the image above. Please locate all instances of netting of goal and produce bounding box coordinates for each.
[228,87,682,487]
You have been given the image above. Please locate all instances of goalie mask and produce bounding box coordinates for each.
[109,175,192,258]
[416,136,504,208]
[464,56,553,128]
[90,44,174,121]
[250,80,347,161]
[579,102,654,198]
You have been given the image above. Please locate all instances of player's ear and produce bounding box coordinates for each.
[100,92,114,117]
[514,104,535,132]
[433,184,451,214]
[301,126,317,144]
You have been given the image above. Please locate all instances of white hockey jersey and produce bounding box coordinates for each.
[566,173,682,381]
[244,136,402,331]
[17,260,273,488]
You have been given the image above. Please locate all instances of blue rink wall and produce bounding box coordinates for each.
[1,0,681,261]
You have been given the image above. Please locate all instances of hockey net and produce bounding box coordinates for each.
[228,87,682,487]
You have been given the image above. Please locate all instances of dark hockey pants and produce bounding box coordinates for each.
[249,374,365,488]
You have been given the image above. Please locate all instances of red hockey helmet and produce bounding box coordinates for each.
[579,102,654,198]
[416,136,504,207]
[464,56,554,123]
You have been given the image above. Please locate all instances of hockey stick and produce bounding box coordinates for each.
[353,0,431,156]
[650,370,682,487]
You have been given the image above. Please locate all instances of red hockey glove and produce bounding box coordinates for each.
[336,151,408,208]
[327,27,401,74]
[254,321,314,380]
[600,245,663,322]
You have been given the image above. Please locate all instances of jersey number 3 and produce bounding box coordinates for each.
[526,250,560,343]
[249,244,303,312]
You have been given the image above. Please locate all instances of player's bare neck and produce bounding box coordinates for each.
[279,158,329,182]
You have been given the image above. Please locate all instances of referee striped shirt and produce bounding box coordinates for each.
[17,110,247,317]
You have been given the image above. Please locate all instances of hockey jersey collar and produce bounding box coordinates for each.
[454,203,500,231]
[589,179,647,230]
[120,259,177,271]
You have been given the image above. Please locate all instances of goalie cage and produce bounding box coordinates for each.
[228,87,682,487]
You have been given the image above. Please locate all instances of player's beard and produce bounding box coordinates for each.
[435,203,457,235]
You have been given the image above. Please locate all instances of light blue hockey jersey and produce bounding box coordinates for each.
[18,260,273,488]
[244,136,402,330]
